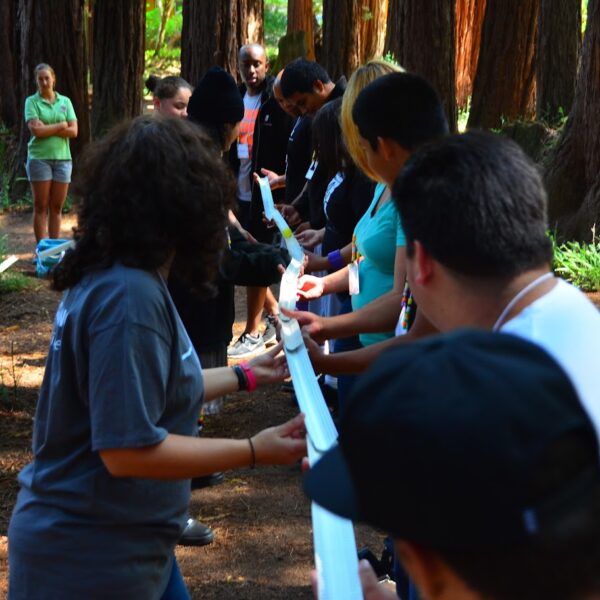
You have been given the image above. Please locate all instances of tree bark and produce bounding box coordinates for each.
[287,0,315,60]
[468,0,538,130]
[359,0,389,63]
[91,0,145,139]
[9,0,89,195]
[385,0,401,62]
[455,0,486,110]
[322,0,390,79]
[536,0,581,124]
[0,0,19,130]
[545,0,600,240]
[322,0,363,80]
[181,0,261,86]
[384,0,457,132]
[243,0,264,46]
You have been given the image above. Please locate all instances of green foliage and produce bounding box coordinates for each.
[144,3,182,79]
[458,97,471,133]
[265,0,287,59]
[0,235,30,294]
[551,228,600,292]
[145,5,183,54]
[582,0,589,33]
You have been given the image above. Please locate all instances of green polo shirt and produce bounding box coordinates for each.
[24,92,77,160]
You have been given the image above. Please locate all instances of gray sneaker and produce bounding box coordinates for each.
[227,332,266,358]
[263,314,278,346]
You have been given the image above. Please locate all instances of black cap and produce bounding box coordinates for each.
[188,66,244,126]
[304,330,600,550]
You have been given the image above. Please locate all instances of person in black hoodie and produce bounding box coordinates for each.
[278,58,347,231]
[227,44,294,359]
[169,67,290,547]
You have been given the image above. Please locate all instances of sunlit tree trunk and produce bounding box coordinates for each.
[359,0,388,62]
[243,0,264,45]
[455,0,486,111]
[287,0,314,60]
[322,0,388,79]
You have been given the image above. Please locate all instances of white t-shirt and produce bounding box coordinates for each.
[501,278,600,434]
[237,93,262,202]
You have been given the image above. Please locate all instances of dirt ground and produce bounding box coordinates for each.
[0,211,381,599]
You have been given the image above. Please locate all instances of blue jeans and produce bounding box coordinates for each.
[333,296,363,415]
[394,553,420,599]
[161,557,191,600]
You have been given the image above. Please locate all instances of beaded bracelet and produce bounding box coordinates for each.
[239,362,257,392]
[327,249,344,271]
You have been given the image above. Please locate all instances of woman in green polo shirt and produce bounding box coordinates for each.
[24,63,78,242]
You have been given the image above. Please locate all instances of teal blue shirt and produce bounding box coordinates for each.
[24,92,77,160]
[351,183,406,347]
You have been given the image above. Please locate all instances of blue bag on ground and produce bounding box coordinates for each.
[35,239,72,278]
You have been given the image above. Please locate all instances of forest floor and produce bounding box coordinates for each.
[0,211,381,599]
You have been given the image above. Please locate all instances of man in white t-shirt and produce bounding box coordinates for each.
[303,132,600,432]
[391,131,600,433]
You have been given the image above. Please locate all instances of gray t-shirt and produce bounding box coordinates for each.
[9,263,203,599]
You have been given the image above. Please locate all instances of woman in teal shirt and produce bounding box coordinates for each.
[24,63,78,242]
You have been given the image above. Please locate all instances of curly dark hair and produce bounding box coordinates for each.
[53,115,236,294]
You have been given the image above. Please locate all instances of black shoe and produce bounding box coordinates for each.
[178,518,214,547]
[191,472,225,490]
[358,547,388,578]
[318,376,339,415]
[263,314,278,346]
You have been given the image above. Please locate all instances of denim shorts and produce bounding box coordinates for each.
[26,158,72,183]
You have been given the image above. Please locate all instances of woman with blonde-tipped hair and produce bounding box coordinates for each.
[341,59,403,182]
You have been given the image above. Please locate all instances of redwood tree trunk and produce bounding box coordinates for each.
[322,0,387,79]
[0,0,19,130]
[321,0,362,80]
[468,0,538,129]
[182,1,247,86]
[455,0,486,110]
[10,0,89,193]
[536,0,581,124]
[91,0,145,138]
[359,0,389,63]
[385,0,457,132]
[545,0,600,240]
[385,0,401,63]
[287,0,315,60]
[243,0,264,46]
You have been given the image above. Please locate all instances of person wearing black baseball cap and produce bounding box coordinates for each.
[305,330,600,600]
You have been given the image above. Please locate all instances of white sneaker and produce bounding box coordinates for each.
[227,332,266,358]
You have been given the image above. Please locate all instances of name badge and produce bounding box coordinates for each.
[305,159,318,181]
[348,261,360,296]
[238,143,249,159]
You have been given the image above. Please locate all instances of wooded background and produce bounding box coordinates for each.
[0,0,597,240]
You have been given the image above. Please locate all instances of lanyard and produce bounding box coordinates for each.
[492,272,554,331]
